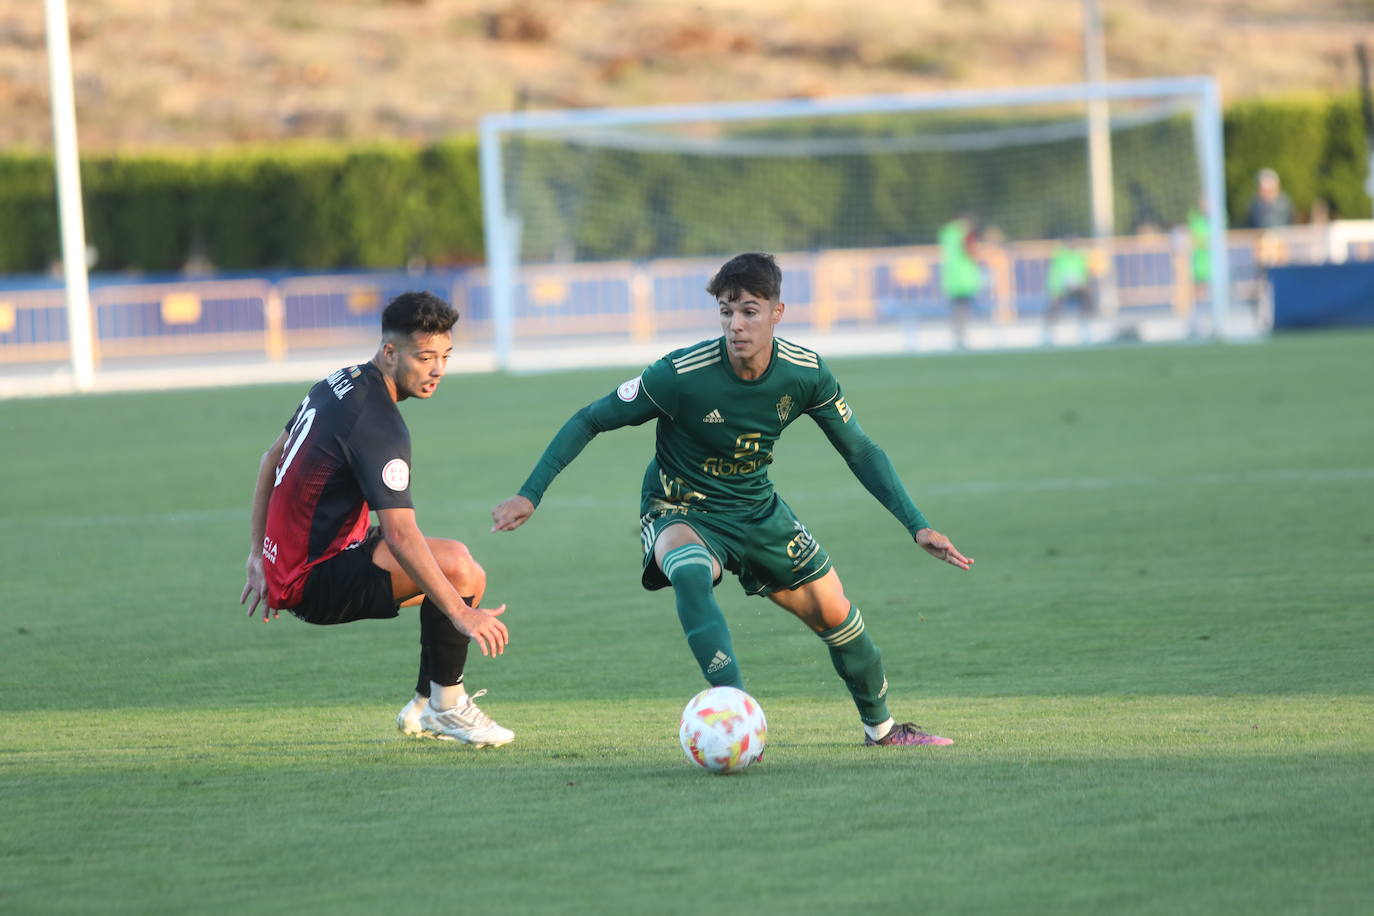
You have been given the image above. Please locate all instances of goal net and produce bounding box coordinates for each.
[479,78,1229,367]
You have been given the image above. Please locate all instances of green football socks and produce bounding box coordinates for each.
[661,543,744,690]
[818,604,891,726]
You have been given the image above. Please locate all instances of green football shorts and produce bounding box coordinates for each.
[638,494,833,596]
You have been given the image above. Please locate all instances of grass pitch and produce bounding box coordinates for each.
[2,331,1372,914]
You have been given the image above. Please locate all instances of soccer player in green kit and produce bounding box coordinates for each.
[492,252,973,746]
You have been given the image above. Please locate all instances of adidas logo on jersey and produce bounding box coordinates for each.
[705,650,733,674]
[703,409,725,423]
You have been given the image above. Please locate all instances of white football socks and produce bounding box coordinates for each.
[429,681,467,711]
[864,718,895,741]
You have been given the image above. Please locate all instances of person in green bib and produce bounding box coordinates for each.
[938,212,982,348]
[1044,239,1095,336]
[1187,203,1211,289]
[492,252,973,747]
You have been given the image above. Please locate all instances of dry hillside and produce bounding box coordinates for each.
[2,0,1373,151]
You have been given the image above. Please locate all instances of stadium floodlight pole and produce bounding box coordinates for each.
[1357,43,1374,218]
[43,0,95,392]
[1082,0,1119,319]
[1082,0,1115,240]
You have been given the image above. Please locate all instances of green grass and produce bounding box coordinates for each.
[2,331,1373,914]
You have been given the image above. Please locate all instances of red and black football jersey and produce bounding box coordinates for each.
[264,362,413,609]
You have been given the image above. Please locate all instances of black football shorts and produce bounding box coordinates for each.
[289,526,399,625]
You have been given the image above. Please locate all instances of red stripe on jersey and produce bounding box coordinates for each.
[264,451,369,609]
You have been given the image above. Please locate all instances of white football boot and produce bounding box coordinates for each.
[418,689,515,748]
[396,695,429,737]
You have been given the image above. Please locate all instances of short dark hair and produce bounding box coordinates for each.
[707,252,782,303]
[381,291,458,337]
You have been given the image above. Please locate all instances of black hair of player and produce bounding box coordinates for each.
[707,252,782,304]
[381,291,458,338]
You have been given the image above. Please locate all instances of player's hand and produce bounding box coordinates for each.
[491,495,535,532]
[241,554,279,621]
[915,528,974,571]
[451,603,509,656]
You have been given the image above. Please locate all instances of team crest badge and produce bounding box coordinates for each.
[776,395,794,424]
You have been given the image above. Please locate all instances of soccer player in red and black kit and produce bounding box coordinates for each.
[240,292,514,747]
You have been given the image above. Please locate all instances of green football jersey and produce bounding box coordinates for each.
[516,335,931,537]
[635,336,849,511]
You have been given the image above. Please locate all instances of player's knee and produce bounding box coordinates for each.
[816,599,854,631]
[815,582,853,629]
[780,579,850,631]
[437,540,485,595]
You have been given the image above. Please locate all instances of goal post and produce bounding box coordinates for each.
[479,77,1230,368]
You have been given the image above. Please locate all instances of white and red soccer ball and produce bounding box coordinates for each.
[678,686,767,774]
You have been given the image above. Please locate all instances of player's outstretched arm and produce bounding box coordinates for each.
[242,430,288,621]
[376,507,509,656]
[491,494,535,532]
[916,527,974,571]
[496,387,662,532]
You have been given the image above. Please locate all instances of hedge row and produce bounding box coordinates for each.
[0,139,483,273]
[0,94,1367,274]
[1224,94,1371,223]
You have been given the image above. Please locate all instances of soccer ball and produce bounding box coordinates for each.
[678,686,767,774]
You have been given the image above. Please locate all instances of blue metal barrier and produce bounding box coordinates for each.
[1271,263,1374,329]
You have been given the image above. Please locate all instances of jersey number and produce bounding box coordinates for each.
[274,396,316,487]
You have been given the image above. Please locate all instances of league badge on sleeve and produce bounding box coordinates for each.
[617,376,642,401]
[382,458,410,491]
